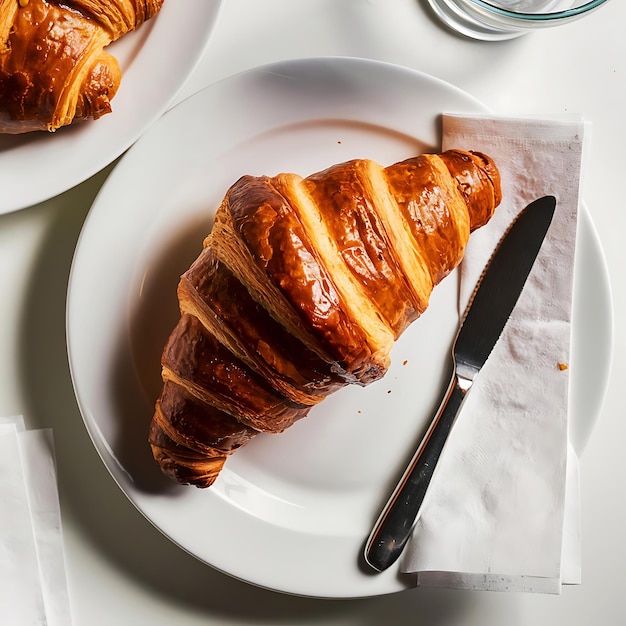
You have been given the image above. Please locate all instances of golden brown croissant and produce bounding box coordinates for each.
[150,150,502,487]
[0,0,164,133]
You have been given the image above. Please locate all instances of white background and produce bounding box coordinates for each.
[0,0,623,624]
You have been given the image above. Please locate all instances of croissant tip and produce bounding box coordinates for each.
[150,444,223,488]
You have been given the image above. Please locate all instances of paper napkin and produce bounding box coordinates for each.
[400,115,587,593]
[0,416,72,625]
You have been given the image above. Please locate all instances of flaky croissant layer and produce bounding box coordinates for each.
[150,150,502,487]
[0,0,164,133]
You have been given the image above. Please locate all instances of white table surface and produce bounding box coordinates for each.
[1,0,624,624]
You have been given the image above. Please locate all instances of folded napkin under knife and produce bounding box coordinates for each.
[400,114,588,593]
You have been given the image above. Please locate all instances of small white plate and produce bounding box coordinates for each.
[67,57,613,598]
[0,0,223,215]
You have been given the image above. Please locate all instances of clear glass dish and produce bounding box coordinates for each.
[427,0,612,40]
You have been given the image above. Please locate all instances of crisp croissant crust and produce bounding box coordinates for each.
[149,150,502,487]
[0,0,164,133]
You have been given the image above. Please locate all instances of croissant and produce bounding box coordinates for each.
[0,0,164,133]
[149,150,502,487]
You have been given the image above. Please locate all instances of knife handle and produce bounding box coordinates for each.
[364,374,468,572]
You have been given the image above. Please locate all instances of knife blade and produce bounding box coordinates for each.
[364,195,557,573]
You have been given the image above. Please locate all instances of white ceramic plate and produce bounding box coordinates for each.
[0,0,223,215]
[67,57,613,598]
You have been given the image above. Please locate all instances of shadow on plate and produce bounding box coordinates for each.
[108,213,210,494]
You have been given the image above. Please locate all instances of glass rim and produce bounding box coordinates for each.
[468,0,610,21]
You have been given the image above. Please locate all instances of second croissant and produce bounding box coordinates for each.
[149,150,502,487]
[0,0,164,133]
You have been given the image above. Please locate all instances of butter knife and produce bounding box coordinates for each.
[364,195,557,573]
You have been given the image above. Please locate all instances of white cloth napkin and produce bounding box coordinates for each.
[400,115,587,593]
[0,416,72,625]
